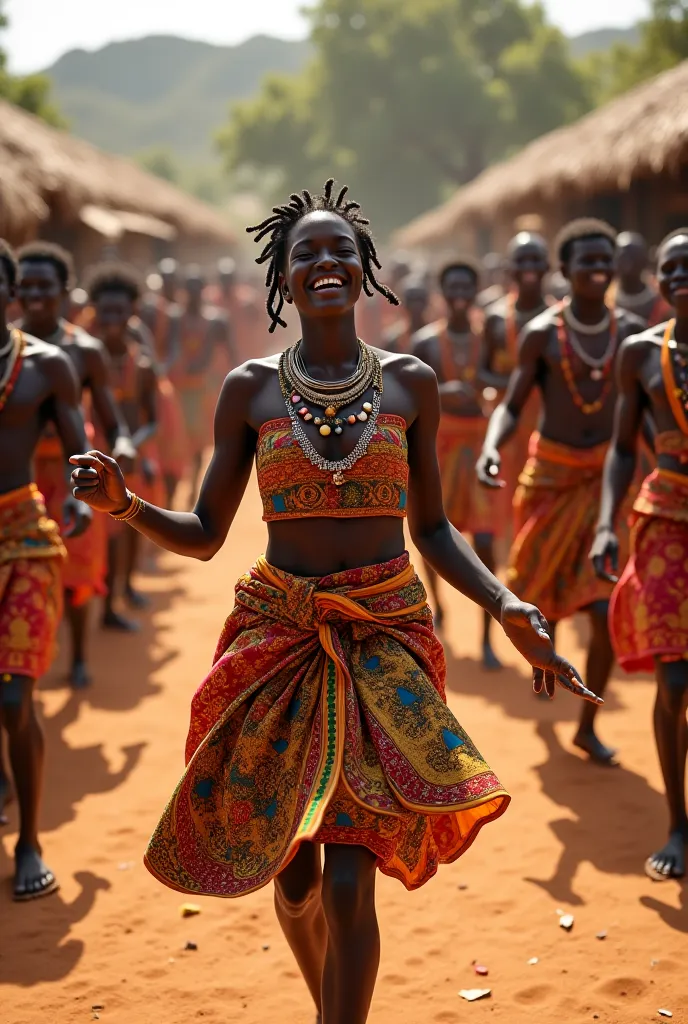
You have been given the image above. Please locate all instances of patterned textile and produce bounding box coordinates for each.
[437,414,505,537]
[0,485,65,679]
[506,433,630,622]
[610,468,688,672]
[34,426,107,607]
[257,415,409,522]
[144,553,509,897]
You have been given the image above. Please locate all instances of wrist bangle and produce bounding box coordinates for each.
[109,490,146,522]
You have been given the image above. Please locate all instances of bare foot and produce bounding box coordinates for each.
[0,773,13,826]
[573,729,619,766]
[13,843,59,901]
[125,585,151,610]
[69,660,92,689]
[102,609,140,632]
[645,830,687,881]
[482,641,503,671]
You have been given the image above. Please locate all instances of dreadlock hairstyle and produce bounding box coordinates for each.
[0,240,17,289]
[84,262,143,304]
[555,218,617,266]
[16,240,74,289]
[246,178,399,332]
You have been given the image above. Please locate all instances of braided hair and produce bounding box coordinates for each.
[246,178,399,332]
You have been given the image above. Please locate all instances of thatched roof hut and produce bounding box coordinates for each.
[396,61,688,252]
[0,99,235,265]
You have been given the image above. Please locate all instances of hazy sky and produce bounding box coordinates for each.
[6,0,648,74]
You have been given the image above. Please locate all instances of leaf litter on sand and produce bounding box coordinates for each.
[459,989,491,1002]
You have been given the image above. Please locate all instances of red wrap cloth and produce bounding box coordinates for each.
[0,484,65,679]
[144,553,509,897]
[610,463,688,673]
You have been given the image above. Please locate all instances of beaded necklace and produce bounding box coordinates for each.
[438,314,483,385]
[661,319,688,436]
[0,329,26,414]
[557,306,618,415]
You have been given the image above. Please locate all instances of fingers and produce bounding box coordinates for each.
[528,609,551,641]
[592,554,618,584]
[545,669,556,698]
[552,656,604,705]
[532,667,544,694]
[69,450,119,470]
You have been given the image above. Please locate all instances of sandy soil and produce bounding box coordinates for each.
[1,475,686,1024]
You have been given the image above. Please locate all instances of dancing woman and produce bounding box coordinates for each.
[71,181,596,1024]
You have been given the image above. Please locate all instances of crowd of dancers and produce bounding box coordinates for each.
[1,182,687,1023]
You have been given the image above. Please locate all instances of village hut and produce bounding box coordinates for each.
[0,99,235,271]
[395,61,688,256]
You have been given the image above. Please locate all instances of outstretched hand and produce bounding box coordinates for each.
[589,527,620,584]
[70,450,129,514]
[476,447,505,489]
[500,597,602,704]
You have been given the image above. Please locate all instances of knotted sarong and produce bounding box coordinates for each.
[145,553,509,896]
[610,468,688,672]
[506,433,630,622]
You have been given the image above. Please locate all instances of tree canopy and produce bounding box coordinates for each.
[0,2,65,126]
[218,0,592,234]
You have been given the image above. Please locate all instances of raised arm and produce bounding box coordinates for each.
[404,358,598,704]
[476,321,544,486]
[590,337,647,581]
[45,348,92,537]
[70,365,257,561]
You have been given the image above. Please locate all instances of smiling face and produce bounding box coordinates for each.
[657,234,688,317]
[17,259,65,332]
[509,239,549,295]
[94,288,134,345]
[441,266,478,315]
[563,236,615,301]
[281,211,363,320]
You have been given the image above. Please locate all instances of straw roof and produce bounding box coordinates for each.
[0,99,235,244]
[396,60,688,249]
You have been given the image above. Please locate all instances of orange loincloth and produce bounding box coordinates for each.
[157,376,189,480]
[506,433,631,623]
[0,484,65,679]
[610,467,688,673]
[437,414,505,538]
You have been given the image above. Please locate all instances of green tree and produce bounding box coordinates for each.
[0,1,65,126]
[219,0,591,233]
[136,147,182,184]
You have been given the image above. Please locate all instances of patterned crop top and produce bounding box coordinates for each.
[256,414,409,522]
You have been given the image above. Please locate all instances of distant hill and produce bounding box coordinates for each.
[44,34,311,159]
[569,24,640,58]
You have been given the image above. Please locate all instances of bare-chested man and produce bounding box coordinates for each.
[15,242,135,686]
[615,231,672,328]
[85,264,160,630]
[0,240,90,899]
[380,275,430,354]
[481,233,550,507]
[414,259,503,668]
[591,229,688,879]
[477,220,645,761]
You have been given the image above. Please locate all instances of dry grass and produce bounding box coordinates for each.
[396,60,688,248]
[0,99,234,243]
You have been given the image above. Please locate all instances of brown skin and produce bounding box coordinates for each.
[477,235,646,763]
[71,209,597,1024]
[591,233,688,880]
[90,288,159,628]
[0,260,90,899]
[16,258,135,685]
[480,234,550,392]
[380,280,429,353]
[413,267,501,668]
[615,232,665,325]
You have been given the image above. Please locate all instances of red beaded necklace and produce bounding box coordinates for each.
[557,307,618,415]
[0,329,26,414]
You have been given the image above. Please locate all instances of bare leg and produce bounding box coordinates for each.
[474,533,502,670]
[64,590,92,688]
[2,675,58,900]
[423,561,444,629]
[573,601,617,764]
[646,659,688,880]
[124,529,150,609]
[274,843,326,1018]
[102,535,139,632]
[321,844,379,1024]
[0,723,13,825]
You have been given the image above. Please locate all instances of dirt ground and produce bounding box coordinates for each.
[1,474,686,1024]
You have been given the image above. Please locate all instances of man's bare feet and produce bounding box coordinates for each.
[645,830,687,881]
[573,728,619,766]
[13,842,59,901]
[482,640,503,671]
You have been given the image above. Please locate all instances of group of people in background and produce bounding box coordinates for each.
[0,209,687,915]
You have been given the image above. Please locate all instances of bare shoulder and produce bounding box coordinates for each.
[72,326,107,358]
[23,332,78,384]
[484,296,508,324]
[519,306,556,351]
[223,353,279,393]
[409,322,441,360]
[616,308,648,339]
[376,349,437,399]
[619,323,664,362]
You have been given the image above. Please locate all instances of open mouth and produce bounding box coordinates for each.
[673,286,688,296]
[309,275,346,293]
[521,272,538,284]
[590,273,610,284]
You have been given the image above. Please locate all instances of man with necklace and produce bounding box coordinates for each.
[0,240,90,900]
[14,242,135,686]
[477,220,645,763]
[414,258,504,668]
[480,232,551,511]
[591,229,688,880]
[614,232,672,328]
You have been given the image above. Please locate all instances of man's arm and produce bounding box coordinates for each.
[82,340,135,460]
[479,314,511,390]
[45,349,92,537]
[412,334,481,417]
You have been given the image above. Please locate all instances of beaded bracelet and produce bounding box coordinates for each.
[109,490,146,522]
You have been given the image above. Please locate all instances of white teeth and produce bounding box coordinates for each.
[313,277,344,291]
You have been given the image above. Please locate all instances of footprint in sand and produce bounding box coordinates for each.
[598,976,647,1001]
[514,983,554,1005]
